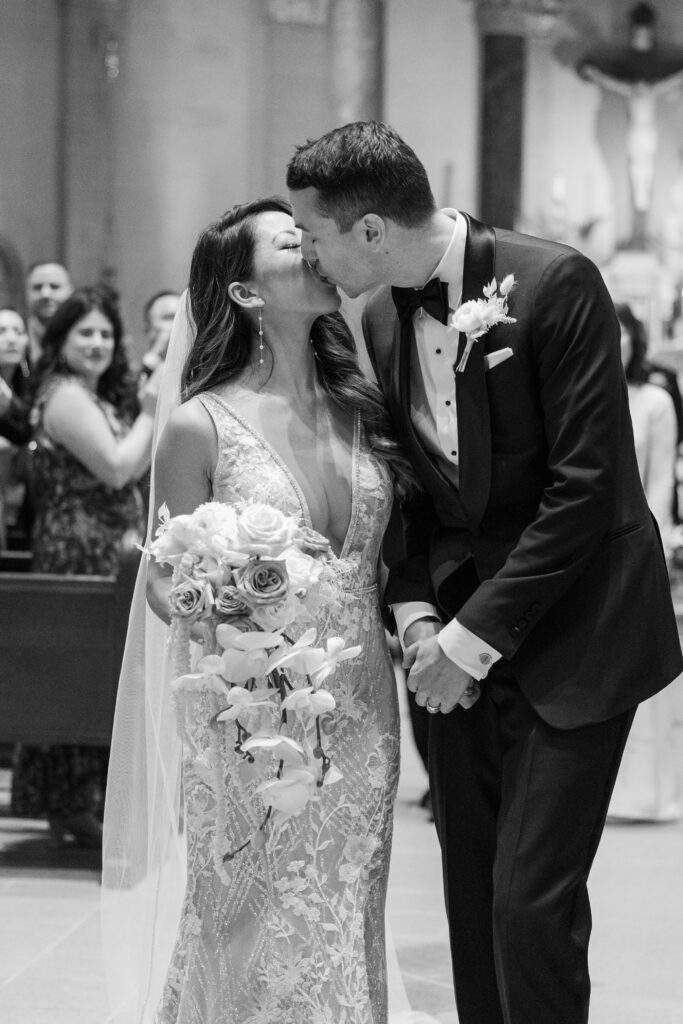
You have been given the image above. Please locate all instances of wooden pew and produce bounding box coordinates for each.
[0,547,139,746]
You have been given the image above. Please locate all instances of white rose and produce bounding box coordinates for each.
[451,301,488,336]
[237,504,299,555]
[188,502,240,557]
[279,546,323,593]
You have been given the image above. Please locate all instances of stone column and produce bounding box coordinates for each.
[329,0,384,124]
[55,0,124,283]
[474,0,565,228]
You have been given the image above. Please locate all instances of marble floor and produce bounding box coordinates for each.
[0,678,682,1024]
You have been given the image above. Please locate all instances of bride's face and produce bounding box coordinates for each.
[250,211,341,316]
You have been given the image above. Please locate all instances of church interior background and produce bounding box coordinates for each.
[2,0,683,357]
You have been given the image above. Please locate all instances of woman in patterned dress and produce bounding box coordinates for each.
[11,286,160,849]
[0,307,33,547]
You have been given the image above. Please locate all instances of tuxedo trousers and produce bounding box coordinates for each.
[428,663,635,1024]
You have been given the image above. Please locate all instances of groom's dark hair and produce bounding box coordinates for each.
[286,121,437,232]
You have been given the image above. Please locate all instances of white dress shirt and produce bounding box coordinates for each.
[391,210,501,680]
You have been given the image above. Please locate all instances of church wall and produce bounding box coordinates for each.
[115,0,333,340]
[113,0,264,340]
[0,1,61,283]
[384,0,479,215]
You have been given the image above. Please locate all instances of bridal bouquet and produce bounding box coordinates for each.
[148,501,361,852]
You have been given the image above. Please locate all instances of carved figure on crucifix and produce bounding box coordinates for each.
[578,3,683,248]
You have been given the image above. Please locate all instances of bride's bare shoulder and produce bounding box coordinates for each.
[165,395,214,432]
[157,396,217,462]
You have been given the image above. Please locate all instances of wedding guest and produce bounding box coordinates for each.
[10,286,160,849]
[25,260,73,363]
[643,328,683,523]
[0,308,32,547]
[608,303,682,822]
[139,289,180,378]
[137,290,181,517]
[0,308,32,446]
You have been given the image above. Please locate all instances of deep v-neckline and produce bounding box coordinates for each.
[206,393,360,560]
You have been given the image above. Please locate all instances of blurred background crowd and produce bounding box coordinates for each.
[1,0,683,852]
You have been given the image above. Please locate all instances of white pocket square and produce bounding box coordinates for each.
[484,347,513,371]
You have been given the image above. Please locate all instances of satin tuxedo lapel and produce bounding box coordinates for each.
[456,214,496,529]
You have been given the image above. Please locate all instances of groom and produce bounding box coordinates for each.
[287,121,683,1024]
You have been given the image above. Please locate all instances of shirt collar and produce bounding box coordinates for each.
[430,209,466,313]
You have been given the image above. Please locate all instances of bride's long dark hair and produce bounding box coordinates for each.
[183,196,417,497]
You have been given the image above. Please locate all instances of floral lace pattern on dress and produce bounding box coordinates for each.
[156,392,399,1024]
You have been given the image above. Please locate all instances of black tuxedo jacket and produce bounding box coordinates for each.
[363,214,683,729]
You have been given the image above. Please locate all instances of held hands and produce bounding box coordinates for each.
[403,620,480,714]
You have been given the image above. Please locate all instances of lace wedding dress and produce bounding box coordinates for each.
[155,393,400,1024]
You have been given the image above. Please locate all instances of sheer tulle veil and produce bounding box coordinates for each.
[101,293,194,1024]
[101,292,440,1024]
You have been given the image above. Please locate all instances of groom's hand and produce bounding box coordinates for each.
[404,633,477,714]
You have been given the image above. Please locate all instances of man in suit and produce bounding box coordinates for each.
[25,261,73,364]
[287,121,683,1024]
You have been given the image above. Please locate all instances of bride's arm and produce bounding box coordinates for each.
[146,398,217,624]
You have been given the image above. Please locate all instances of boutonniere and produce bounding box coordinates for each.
[451,274,516,372]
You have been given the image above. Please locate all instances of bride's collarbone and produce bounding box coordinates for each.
[218,385,354,451]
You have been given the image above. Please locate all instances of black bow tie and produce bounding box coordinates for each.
[391,277,450,326]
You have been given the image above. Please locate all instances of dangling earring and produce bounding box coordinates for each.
[257,306,264,365]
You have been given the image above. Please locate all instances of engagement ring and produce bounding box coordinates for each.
[426,702,440,715]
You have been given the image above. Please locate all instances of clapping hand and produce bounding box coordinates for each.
[137,361,164,417]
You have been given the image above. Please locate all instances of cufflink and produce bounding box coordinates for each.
[479,653,492,666]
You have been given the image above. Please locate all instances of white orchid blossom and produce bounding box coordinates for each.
[215,687,278,721]
[309,637,363,686]
[215,623,285,651]
[240,733,306,765]
[281,687,336,717]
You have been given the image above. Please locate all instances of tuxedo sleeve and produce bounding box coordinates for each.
[454,251,627,659]
[383,484,439,606]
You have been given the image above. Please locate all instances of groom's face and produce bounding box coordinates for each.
[290,187,377,299]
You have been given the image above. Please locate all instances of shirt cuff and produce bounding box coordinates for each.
[391,602,441,648]
[437,618,502,680]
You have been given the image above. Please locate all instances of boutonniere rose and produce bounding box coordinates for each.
[451,274,516,372]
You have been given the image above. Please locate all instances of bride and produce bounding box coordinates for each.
[102,196,421,1024]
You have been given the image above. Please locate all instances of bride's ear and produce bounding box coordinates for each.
[228,281,264,310]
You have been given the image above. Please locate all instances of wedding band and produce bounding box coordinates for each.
[425,702,440,715]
